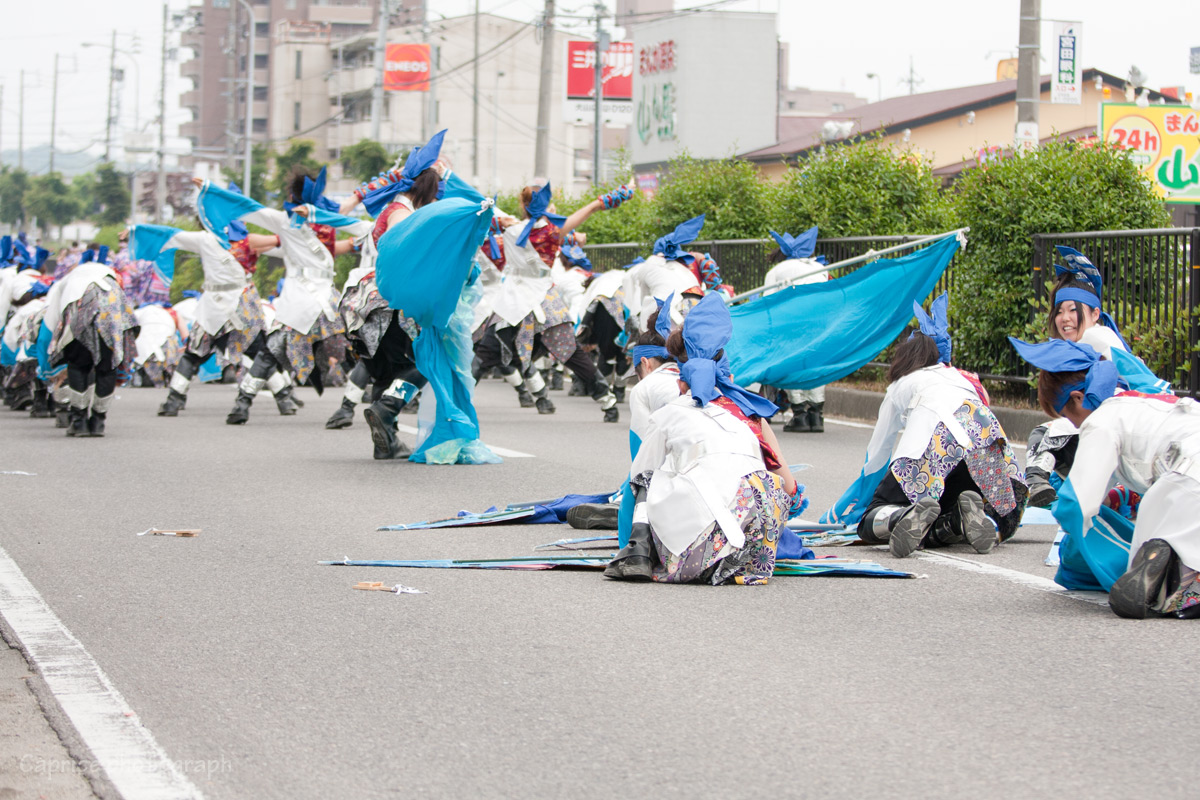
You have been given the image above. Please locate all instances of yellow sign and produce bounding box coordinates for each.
[1100,103,1200,203]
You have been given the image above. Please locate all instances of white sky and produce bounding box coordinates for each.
[2,0,1198,163]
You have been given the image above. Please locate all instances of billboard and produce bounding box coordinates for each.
[1050,21,1081,105]
[564,40,634,125]
[1101,103,1200,203]
[384,43,431,92]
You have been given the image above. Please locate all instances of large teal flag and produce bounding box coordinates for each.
[727,235,960,390]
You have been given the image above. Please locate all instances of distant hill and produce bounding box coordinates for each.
[1,145,106,177]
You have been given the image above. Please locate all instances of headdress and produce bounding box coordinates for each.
[911,292,952,364]
[1008,336,1121,413]
[679,292,778,417]
[652,215,705,267]
[362,129,447,218]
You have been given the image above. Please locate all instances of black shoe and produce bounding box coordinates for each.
[55,402,70,428]
[603,406,619,423]
[604,534,654,581]
[226,392,253,425]
[1110,539,1175,619]
[613,384,626,403]
[364,396,405,460]
[66,407,88,437]
[806,402,825,433]
[889,497,941,558]
[566,503,620,530]
[1027,475,1058,508]
[549,371,564,391]
[274,387,299,415]
[517,388,536,408]
[568,379,587,397]
[30,386,53,418]
[956,491,997,554]
[158,389,187,417]
[535,396,556,415]
[291,393,305,408]
[783,403,812,433]
[325,398,356,429]
[87,411,106,438]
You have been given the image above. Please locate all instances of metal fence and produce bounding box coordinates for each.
[1032,228,1200,395]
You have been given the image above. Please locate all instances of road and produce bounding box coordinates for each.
[0,379,1196,799]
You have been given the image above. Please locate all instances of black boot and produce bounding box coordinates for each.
[1025,467,1058,508]
[783,402,812,433]
[1110,539,1176,619]
[226,392,254,425]
[889,497,942,558]
[533,383,556,414]
[806,402,825,433]
[274,386,299,415]
[87,411,107,437]
[363,395,411,460]
[55,401,70,428]
[8,383,33,411]
[517,387,536,408]
[931,491,996,554]
[325,397,356,429]
[566,503,620,530]
[158,389,187,417]
[66,407,88,437]
[549,370,564,391]
[604,488,654,581]
[592,379,618,423]
[30,385,53,418]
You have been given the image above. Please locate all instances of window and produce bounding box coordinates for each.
[252,119,267,133]
[253,86,268,101]
[254,54,268,69]
[831,102,845,112]
[294,102,301,131]
[255,22,268,37]
[295,50,302,79]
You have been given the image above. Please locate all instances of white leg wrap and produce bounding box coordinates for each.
[92,393,115,414]
[1029,452,1058,472]
[240,374,266,396]
[265,371,289,395]
[386,379,420,403]
[169,371,192,395]
[240,355,255,369]
[533,356,551,371]
[871,505,906,538]
[83,385,95,409]
[503,370,525,388]
[344,382,365,405]
[67,388,88,410]
[525,371,546,394]
[788,386,825,404]
[598,392,617,410]
[53,384,71,404]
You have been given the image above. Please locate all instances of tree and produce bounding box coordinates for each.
[340,139,393,183]
[647,152,772,241]
[24,174,81,236]
[270,139,322,199]
[770,138,953,237]
[70,173,95,220]
[0,167,30,226]
[949,139,1170,373]
[220,143,270,203]
[93,163,132,226]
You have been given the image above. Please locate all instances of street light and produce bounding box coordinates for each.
[866,72,882,103]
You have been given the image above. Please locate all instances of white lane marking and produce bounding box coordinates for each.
[825,417,1027,449]
[912,549,1110,607]
[0,545,204,799]
[393,424,534,458]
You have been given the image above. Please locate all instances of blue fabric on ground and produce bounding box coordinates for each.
[376,196,497,463]
[520,492,614,524]
[776,528,816,560]
[727,235,960,389]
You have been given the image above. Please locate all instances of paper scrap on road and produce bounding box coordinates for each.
[353,581,426,595]
[0,471,36,476]
[136,528,200,537]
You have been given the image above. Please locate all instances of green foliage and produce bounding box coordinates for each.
[646,152,771,241]
[270,139,322,199]
[771,139,953,236]
[70,174,95,221]
[340,140,394,184]
[24,173,81,232]
[949,140,1170,373]
[1120,308,1197,388]
[93,224,126,250]
[93,163,132,226]
[221,143,270,203]
[164,217,204,303]
[0,167,30,225]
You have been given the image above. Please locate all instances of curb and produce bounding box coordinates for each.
[826,386,1047,444]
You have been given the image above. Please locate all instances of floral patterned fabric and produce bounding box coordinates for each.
[140,334,182,387]
[185,284,267,364]
[507,286,576,371]
[1164,567,1200,615]
[265,290,346,386]
[112,246,170,307]
[54,281,139,371]
[648,471,790,586]
[527,221,562,268]
[890,397,1023,516]
[339,274,420,357]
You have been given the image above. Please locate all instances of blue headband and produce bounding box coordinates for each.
[632,293,676,363]
[911,291,952,364]
[515,182,569,247]
[769,226,818,260]
[1008,336,1122,412]
[632,345,670,362]
[679,292,778,417]
[362,129,447,218]
[653,214,705,266]
[561,243,592,271]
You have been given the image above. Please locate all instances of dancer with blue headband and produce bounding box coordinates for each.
[621,214,708,331]
[828,294,1028,557]
[1009,336,1200,619]
[0,242,50,411]
[605,292,805,584]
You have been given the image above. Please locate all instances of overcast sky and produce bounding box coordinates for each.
[2,0,1198,165]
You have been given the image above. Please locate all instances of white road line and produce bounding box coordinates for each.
[913,549,1110,607]
[393,424,535,459]
[0,545,205,799]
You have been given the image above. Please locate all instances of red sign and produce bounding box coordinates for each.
[638,40,676,76]
[565,40,633,102]
[384,43,430,92]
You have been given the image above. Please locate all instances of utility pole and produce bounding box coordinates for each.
[592,2,606,187]
[1015,0,1041,150]
[902,56,923,95]
[105,30,117,161]
[49,55,59,174]
[472,0,480,180]
[157,2,168,223]
[533,0,555,178]
[370,0,389,142]
[225,1,237,170]
[237,0,254,193]
[421,13,432,141]
[17,70,23,170]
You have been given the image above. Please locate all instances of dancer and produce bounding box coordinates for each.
[45,248,139,436]
[195,171,372,424]
[2,274,53,415]
[1010,336,1200,619]
[830,295,1027,557]
[764,227,830,433]
[622,215,706,331]
[605,292,804,584]
[129,213,280,415]
[575,256,630,403]
[0,242,49,408]
[131,302,182,388]
[474,183,632,421]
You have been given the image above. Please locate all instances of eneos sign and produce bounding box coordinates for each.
[384,43,431,92]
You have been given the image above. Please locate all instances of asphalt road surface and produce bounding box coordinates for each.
[1,380,1197,799]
